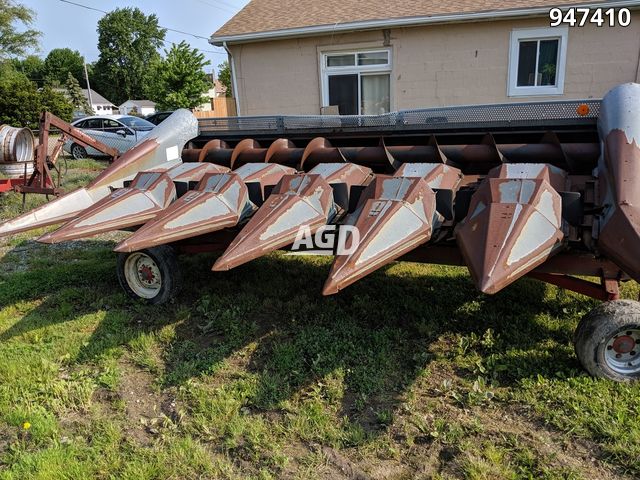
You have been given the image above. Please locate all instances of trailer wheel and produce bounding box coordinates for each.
[116,246,181,305]
[574,300,640,381]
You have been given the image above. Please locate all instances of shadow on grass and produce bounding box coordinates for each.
[0,240,594,435]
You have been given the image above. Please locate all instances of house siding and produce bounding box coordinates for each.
[228,14,640,115]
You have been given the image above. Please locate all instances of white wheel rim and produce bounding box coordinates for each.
[124,252,162,299]
[604,328,640,375]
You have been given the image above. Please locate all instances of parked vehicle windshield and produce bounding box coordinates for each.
[119,116,155,131]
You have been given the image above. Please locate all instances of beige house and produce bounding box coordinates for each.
[211,0,640,116]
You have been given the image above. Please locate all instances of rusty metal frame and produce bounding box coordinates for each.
[15,111,119,197]
[168,230,625,302]
[527,272,620,301]
[0,178,25,193]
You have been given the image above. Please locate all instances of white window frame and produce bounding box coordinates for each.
[508,26,568,97]
[320,48,393,114]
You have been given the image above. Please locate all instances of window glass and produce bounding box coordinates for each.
[517,41,537,87]
[328,74,358,115]
[326,54,355,67]
[516,39,559,87]
[103,119,121,132]
[119,116,155,130]
[509,27,566,96]
[357,51,388,66]
[323,49,391,114]
[83,118,102,130]
[361,74,390,115]
[538,40,558,86]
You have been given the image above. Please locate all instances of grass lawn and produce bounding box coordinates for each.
[0,159,639,479]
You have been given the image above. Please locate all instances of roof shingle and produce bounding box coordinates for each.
[213,0,624,38]
[82,89,115,106]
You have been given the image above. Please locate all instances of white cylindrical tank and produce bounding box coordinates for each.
[0,125,35,163]
[0,125,35,178]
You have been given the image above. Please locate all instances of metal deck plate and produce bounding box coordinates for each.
[198,99,601,137]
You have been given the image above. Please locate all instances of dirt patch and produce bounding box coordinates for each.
[320,445,372,480]
[0,423,18,458]
[117,361,179,445]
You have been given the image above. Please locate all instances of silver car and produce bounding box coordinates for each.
[64,115,156,159]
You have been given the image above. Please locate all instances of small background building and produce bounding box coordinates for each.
[118,100,157,116]
[83,89,116,115]
[211,0,640,116]
[193,74,236,117]
[195,73,229,112]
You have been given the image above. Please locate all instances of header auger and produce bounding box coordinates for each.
[2,84,640,381]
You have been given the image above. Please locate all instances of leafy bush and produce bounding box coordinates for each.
[0,62,72,129]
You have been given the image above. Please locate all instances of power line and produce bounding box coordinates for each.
[56,0,231,54]
[58,0,105,14]
[191,0,239,16]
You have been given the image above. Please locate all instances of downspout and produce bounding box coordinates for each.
[223,41,241,116]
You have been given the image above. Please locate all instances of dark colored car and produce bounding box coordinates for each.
[145,111,174,125]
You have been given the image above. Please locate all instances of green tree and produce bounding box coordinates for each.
[148,41,211,110]
[65,72,92,115]
[43,48,85,87]
[0,63,72,129]
[93,7,165,105]
[217,61,232,97]
[10,55,44,85]
[0,0,40,59]
[39,85,73,122]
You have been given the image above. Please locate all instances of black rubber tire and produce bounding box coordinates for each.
[574,300,640,381]
[116,245,181,305]
[71,144,87,160]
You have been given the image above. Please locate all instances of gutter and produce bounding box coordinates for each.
[223,41,241,116]
[210,0,640,45]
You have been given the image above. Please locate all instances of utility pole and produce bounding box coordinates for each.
[84,63,94,113]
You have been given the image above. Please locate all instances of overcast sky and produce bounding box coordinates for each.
[20,0,250,75]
